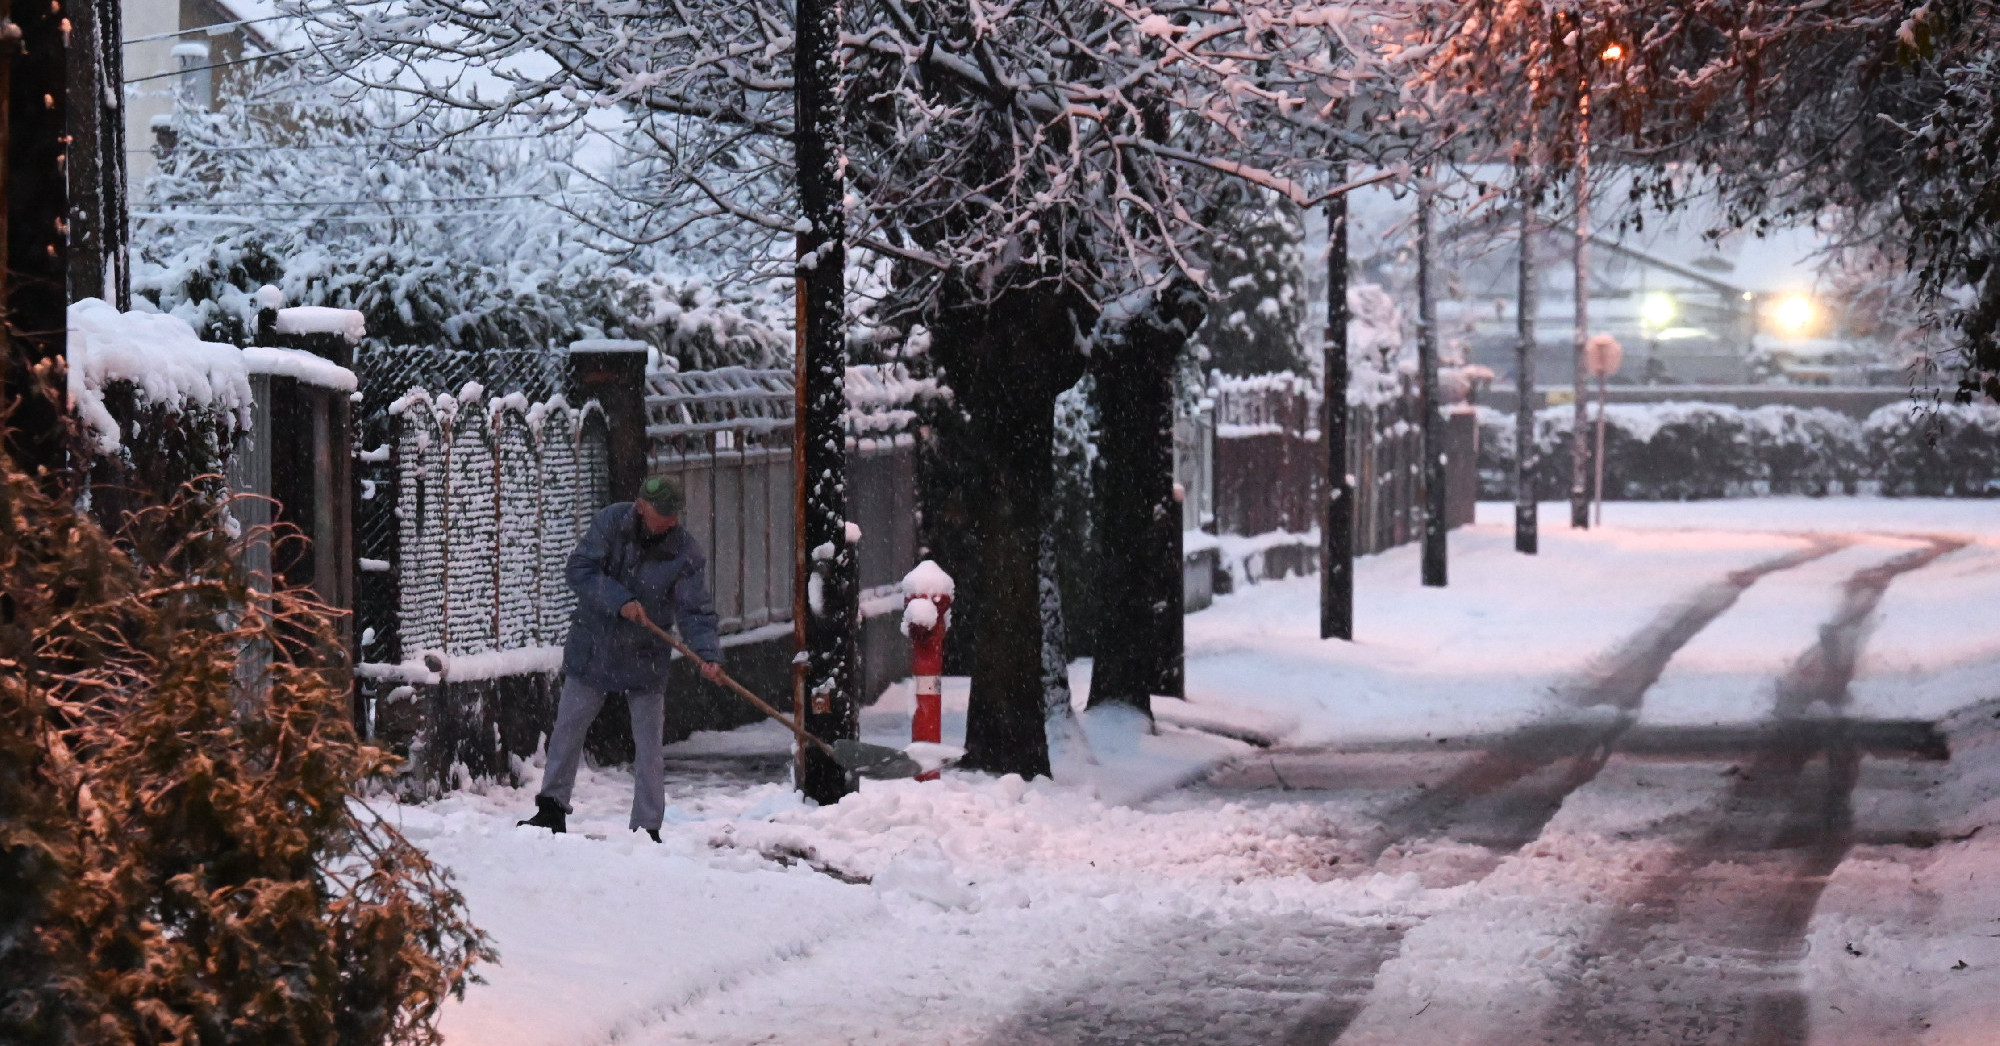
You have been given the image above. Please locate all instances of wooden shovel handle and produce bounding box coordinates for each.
[636,616,839,760]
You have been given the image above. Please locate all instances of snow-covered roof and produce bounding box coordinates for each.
[210,0,308,50]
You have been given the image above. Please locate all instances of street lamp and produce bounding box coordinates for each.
[1641,292,1676,328]
[1774,294,1815,336]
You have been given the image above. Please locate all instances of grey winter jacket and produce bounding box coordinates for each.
[561,503,723,693]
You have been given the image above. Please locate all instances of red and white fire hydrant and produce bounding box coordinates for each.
[900,560,955,782]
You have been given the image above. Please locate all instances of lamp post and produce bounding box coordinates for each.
[1570,40,1623,530]
[1514,157,1538,556]
[1583,334,1623,526]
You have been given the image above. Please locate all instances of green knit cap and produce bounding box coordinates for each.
[638,475,685,515]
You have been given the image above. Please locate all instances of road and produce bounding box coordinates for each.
[982,533,1970,1046]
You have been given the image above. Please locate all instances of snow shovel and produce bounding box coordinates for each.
[638,617,924,780]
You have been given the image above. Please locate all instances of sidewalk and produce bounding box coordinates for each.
[404,498,2000,1045]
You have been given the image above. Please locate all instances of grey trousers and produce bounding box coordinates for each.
[537,677,667,832]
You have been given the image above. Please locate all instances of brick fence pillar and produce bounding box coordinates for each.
[569,339,650,502]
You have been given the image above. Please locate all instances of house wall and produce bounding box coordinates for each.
[121,0,260,189]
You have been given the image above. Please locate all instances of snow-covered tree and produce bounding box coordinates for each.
[298,0,1419,777]
[1420,0,2000,400]
[1199,187,1312,378]
[135,68,787,368]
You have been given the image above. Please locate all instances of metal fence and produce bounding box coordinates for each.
[645,367,795,635]
[643,363,938,635]
[349,356,942,789]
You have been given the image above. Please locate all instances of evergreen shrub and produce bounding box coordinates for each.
[0,443,491,1045]
[1869,401,2000,496]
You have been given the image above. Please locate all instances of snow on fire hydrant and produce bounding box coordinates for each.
[900,560,954,782]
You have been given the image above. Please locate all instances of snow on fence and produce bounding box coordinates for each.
[1202,369,1477,582]
[357,361,941,791]
[354,385,608,788]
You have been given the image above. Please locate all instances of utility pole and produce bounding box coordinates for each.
[1416,182,1446,588]
[1569,59,1596,530]
[65,0,127,308]
[1514,161,1538,555]
[792,0,858,805]
[2,0,73,478]
[1321,165,1353,638]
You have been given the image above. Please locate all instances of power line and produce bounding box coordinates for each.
[123,132,562,155]
[122,15,292,46]
[123,48,303,85]
[151,190,565,208]
[133,209,530,224]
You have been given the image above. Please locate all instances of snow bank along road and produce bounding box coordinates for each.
[392,499,2000,1046]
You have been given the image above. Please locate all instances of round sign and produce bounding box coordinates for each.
[1584,333,1624,378]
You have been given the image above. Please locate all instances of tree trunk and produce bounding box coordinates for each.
[1515,165,1539,555]
[1087,281,1204,714]
[933,281,1090,779]
[1321,175,1353,639]
[1039,507,1094,770]
[1416,187,1447,588]
[792,0,857,805]
[2,0,72,478]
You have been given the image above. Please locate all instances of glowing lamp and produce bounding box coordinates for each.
[1641,292,1675,328]
[1774,295,1814,335]
[1601,43,1624,61]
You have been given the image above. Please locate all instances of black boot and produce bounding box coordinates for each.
[636,828,660,843]
[517,795,566,834]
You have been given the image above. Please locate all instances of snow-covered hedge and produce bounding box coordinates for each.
[1869,401,2000,496]
[68,298,251,457]
[1475,401,1929,500]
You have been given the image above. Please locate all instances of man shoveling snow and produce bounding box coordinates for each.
[518,475,724,840]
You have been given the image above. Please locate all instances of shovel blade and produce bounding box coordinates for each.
[831,738,925,780]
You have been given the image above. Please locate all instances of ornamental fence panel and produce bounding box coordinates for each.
[357,360,940,792]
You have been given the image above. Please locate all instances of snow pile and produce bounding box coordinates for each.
[901,559,956,598]
[899,560,955,635]
[273,305,367,344]
[901,595,939,633]
[241,346,358,391]
[66,298,253,453]
[871,839,975,909]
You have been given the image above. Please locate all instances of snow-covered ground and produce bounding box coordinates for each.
[394,497,2000,1045]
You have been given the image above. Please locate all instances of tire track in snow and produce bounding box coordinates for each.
[1134,539,1853,1045]
[1350,536,1853,868]
[1531,537,1961,1046]
[975,920,1411,1046]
